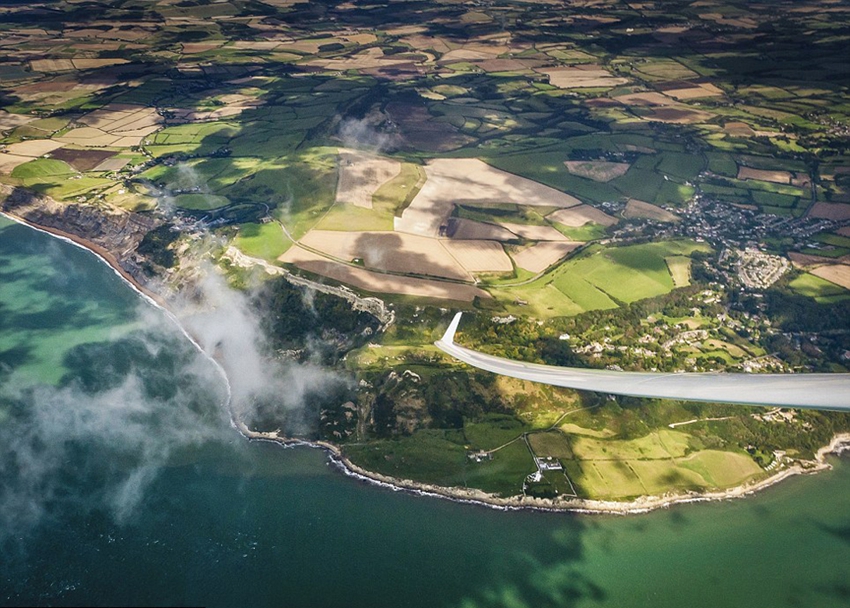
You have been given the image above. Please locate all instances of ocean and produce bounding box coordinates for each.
[1,215,849,608]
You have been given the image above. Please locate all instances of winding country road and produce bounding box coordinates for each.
[435,313,850,410]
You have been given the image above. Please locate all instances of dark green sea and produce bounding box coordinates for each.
[1,215,849,608]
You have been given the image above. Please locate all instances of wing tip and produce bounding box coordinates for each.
[437,311,463,347]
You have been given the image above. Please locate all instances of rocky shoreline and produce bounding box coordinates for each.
[4,191,849,516]
[263,432,850,516]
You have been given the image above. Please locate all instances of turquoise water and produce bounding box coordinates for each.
[1,216,849,608]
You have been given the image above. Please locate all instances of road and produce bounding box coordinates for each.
[435,313,850,410]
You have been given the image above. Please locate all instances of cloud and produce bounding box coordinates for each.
[338,113,399,153]
[0,328,231,537]
[0,267,347,540]
[172,268,347,433]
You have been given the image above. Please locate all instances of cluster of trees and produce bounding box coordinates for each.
[365,368,511,439]
[136,224,179,272]
[255,277,380,357]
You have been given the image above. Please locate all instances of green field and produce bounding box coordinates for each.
[233,222,291,261]
[564,431,763,499]
[665,256,692,287]
[11,158,112,200]
[174,193,230,210]
[570,429,693,460]
[788,272,848,301]
[528,431,574,459]
[493,240,710,317]
[552,222,608,241]
[344,428,536,497]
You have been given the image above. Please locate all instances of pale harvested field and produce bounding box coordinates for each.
[92,157,131,172]
[447,218,517,241]
[738,166,792,184]
[336,150,401,209]
[299,230,472,281]
[478,59,535,72]
[809,202,850,221]
[512,241,580,273]
[663,83,723,100]
[279,246,488,302]
[614,91,712,123]
[0,154,33,173]
[0,111,36,130]
[564,160,630,182]
[615,91,672,106]
[440,49,496,62]
[837,227,850,238]
[30,59,75,72]
[724,122,755,136]
[395,158,582,237]
[343,33,378,45]
[624,199,679,222]
[461,10,492,23]
[401,35,452,54]
[310,47,411,71]
[811,264,850,290]
[645,106,712,124]
[498,222,566,241]
[72,58,129,70]
[548,205,618,227]
[112,136,144,147]
[276,39,341,54]
[167,106,252,122]
[55,127,121,147]
[64,28,110,38]
[538,66,628,89]
[441,240,513,273]
[251,0,305,7]
[4,139,64,157]
[182,42,226,54]
[231,41,283,50]
[113,125,161,138]
[79,104,162,134]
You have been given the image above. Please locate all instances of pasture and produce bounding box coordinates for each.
[562,430,763,499]
[496,240,710,316]
[233,222,291,261]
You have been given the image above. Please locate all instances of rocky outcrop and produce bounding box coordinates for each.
[0,186,162,286]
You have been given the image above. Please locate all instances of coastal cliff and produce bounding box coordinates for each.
[0,185,161,288]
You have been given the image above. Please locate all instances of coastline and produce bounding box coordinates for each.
[238,428,850,516]
[0,208,168,309]
[6,207,850,516]
[328,433,850,515]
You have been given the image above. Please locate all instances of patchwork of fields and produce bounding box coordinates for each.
[0,0,848,505]
[0,0,845,311]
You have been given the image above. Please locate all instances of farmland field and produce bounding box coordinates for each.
[233,222,291,261]
[563,431,764,499]
[494,240,710,316]
[1,0,849,511]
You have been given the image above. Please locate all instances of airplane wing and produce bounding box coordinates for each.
[436,312,850,410]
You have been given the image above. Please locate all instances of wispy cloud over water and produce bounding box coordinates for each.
[0,264,344,540]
